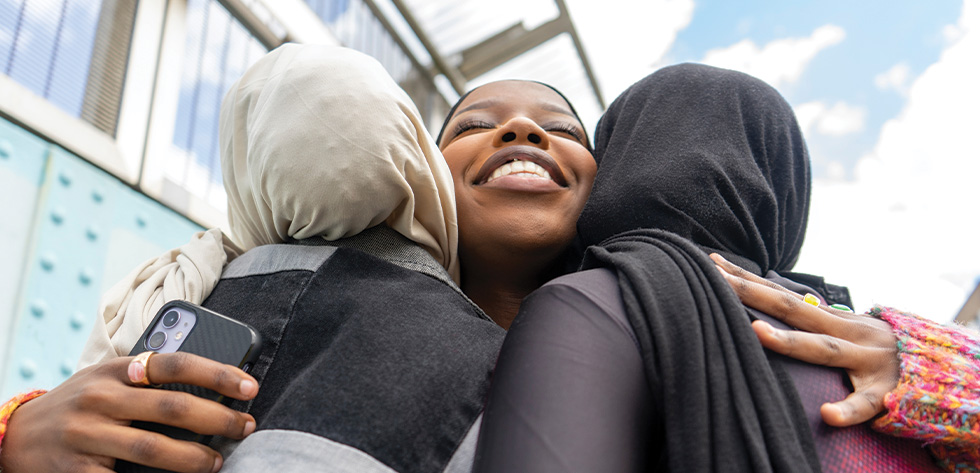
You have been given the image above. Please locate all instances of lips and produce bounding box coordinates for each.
[473,146,567,187]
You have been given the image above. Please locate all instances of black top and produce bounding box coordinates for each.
[476,268,942,473]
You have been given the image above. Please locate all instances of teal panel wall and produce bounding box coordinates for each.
[0,117,204,399]
[0,118,49,386]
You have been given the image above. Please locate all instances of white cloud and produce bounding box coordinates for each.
[825,161,846,181]
[566,0,695,101]
[797,0,980,322]
[700,24,845,88]
[795,100,866,137]
[874,62,911,96]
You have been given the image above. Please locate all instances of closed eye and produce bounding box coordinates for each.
[451,119,496,139]
[543,122,585,142]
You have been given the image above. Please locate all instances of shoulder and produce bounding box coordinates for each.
[535,268,623,314]
[525,268,635,344]
[223,243,339,280]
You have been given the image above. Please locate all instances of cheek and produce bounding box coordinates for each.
[557,145,598,186]
[579,157,597,187]
[440,143,476,182]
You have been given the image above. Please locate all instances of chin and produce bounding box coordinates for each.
[468,216,574,259]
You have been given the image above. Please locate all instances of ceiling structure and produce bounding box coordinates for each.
[223,0,606,133]
[390,0,606,130]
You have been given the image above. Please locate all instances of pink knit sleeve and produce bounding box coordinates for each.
[870,306,980,472]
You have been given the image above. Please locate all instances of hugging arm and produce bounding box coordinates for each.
[713,253,980,471]
[0,353,257,473]
[474,269,658,473]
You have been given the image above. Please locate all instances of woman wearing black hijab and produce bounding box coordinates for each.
[473,64,943,472]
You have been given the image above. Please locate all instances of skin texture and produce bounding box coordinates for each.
[0,353,258,473]
[439,81,596,328]
[711,253,900,426]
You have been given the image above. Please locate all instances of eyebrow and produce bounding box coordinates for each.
[454,99,579,120]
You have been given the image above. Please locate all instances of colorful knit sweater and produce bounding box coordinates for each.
[871,306,980,472]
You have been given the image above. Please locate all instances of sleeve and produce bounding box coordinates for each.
[869,306,980,472]
[473,270,660,473]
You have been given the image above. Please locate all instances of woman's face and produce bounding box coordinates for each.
[439,81,596,270]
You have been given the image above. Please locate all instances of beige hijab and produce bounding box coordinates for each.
[79,44,459,367]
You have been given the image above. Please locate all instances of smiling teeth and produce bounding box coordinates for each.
[487,160,552,182]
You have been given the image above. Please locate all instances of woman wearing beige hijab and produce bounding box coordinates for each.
[0,44,503,473]
[79,41,463,367]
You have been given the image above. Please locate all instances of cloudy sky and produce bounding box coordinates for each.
[567,0,980,322]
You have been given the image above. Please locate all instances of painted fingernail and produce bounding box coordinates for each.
[128,361,145,384]
[240,379,257,396]
[803,293,820,307]
[243,420,256,436]
[830,303,854,312]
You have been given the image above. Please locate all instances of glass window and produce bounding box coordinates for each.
[0,0,102,118]
[167,0,267,209]
[303,0,448,128]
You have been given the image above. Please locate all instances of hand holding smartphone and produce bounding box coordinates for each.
[115,301,262,473]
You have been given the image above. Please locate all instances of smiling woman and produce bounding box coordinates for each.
[437,80,597,328]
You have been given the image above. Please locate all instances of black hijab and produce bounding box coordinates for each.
[581,63,809,275]
[579,63,820,472]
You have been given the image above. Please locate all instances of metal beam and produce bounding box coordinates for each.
[455,0,604,109]
[216,0,288,50]
[360,0,441,95]
[388,0,468,95]
[556,0,605,109]
[457,17,567,81]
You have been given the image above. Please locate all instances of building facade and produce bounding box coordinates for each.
[0,0,604,398]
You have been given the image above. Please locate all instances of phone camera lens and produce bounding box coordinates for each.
[162,310,180,328]
[146,331,167,350]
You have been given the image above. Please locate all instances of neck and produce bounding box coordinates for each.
[461,256,562,329]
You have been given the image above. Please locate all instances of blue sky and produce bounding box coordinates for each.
[669,1,961,180]
[569,0,980,321]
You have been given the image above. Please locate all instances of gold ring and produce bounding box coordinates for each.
[803,293,821,307]
[128,351,156,386]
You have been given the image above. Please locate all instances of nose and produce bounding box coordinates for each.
[493,117,550,149]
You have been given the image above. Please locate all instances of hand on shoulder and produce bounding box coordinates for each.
[711,253,899,427]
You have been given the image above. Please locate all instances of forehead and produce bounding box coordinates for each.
[454,81,574,116]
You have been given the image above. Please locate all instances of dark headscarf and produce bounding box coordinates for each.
[579,64,820,472]
[581,63,810,275]
[436,80,591,152]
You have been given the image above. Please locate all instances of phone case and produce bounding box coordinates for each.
[115,300,262,473]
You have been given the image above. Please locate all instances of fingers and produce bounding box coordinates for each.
[113,389,256,439]
[710,253,793,296]
[124,352,258,400]
[722,266,850,337]
[76,424,222,473]
[751,320,863,369]
[819,388,887,427]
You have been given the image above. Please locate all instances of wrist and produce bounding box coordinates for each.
[0,390,47,460]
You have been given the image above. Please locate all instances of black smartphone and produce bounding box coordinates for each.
[115,300,262,473]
